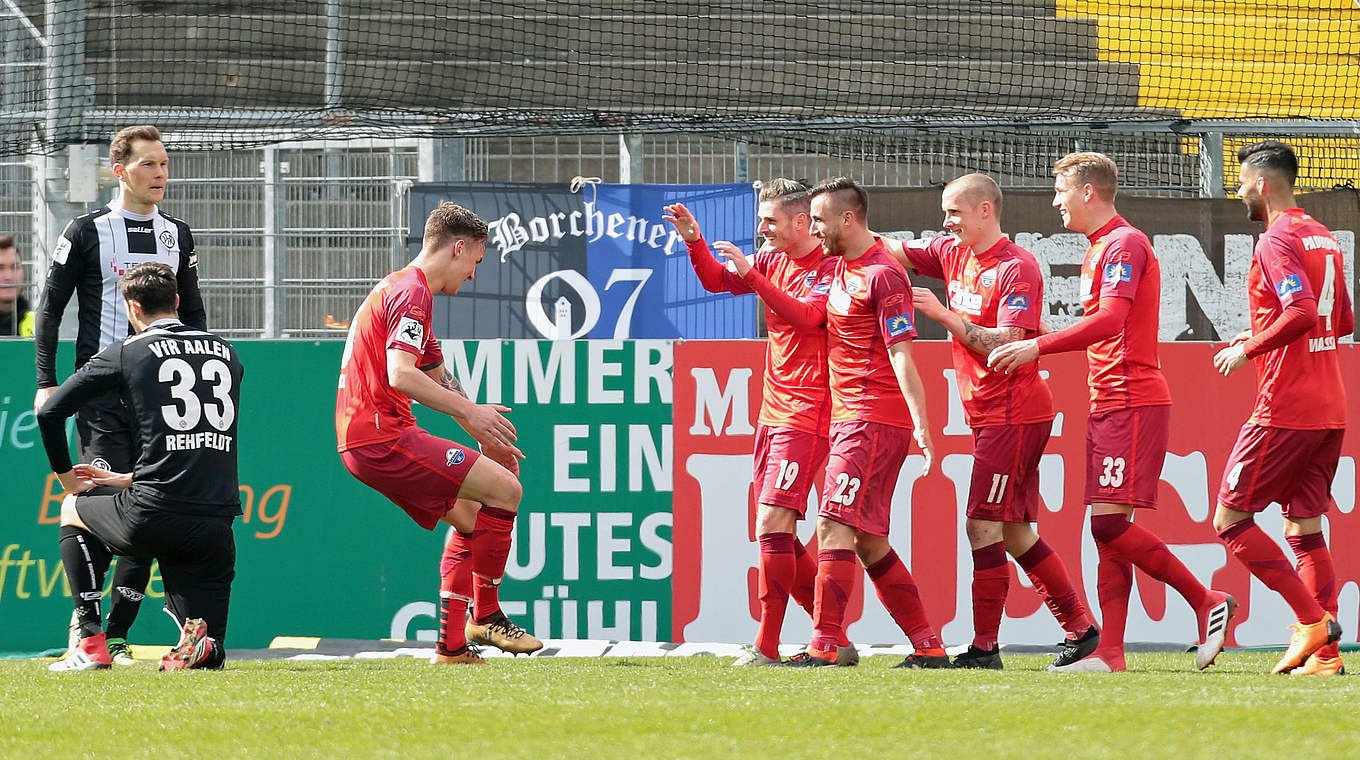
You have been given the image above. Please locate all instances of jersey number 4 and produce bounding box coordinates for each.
[159,358,236,432]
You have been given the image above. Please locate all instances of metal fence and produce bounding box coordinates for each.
[3,129,1358,339]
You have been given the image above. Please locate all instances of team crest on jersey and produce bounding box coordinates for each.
[885,312,914,336]
[804,272,817,288]
[844,276,864,294]
[395,317,425,348]
[446,448,465,466]
[1006,294,1029,311]
[1104,262,1132,282]
[1277,274,1304,297]
[812,281,831,294]
[979,269,997,288]
[160,230,176,249]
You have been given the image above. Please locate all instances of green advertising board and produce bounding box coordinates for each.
[0,339,673,652]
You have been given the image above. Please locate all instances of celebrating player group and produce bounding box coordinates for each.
[39,131,1345,677]
[664,141,1349,675]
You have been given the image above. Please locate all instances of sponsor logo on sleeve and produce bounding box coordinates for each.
[885,312,914,336]
[1277,274,1304,297]
[52,236,72,265]
[396,316,425,348]
[1005,294,1029,311]
[446,448,466,466]
[1104,262,1132,283]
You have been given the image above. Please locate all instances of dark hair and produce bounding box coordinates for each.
[423,201,489,250]
[1237,140,1298,186]
[119,262,178,314]
[0,234,13,251]
[758,178,811,216]
[110,125,163,165]
[809,177,869,220]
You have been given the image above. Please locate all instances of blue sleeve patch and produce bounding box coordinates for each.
[1103,261,1132,283]
[1277,274,1304,297]
[1005,294,1029,311]
[885,312,914,336]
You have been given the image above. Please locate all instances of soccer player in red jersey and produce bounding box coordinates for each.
[663,179,856,667]
[905,174,1098,669]
[989,153,1235,672]
[336,202,538,665]
[1210,141,1349,675]
[723,178,947,668]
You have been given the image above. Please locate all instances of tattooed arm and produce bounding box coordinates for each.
[423,363,468,398]
[912,287,1027,357]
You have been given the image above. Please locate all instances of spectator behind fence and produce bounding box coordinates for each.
[0,235,33,337]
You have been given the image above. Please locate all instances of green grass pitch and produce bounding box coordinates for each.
[3,652,1358,759]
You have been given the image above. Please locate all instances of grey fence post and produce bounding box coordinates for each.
[1199,132,1226,198]
[262,147,286,338]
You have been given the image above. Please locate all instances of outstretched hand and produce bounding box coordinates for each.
[71,463,132,489]
[712,241,753,276]
[460,403,524,460]
[987,339,1039,374]
[911,287,947,320]
[662,203,701,243]
[1212,343,1249,377]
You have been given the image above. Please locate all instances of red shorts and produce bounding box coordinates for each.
[1218,425,1344,518]
[340,426,481,530]
[819,420,914,537]
[1084,405,1170,508]
[967,421,1052,523]
[752,424,830,516]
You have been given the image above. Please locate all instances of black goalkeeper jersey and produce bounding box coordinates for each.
[35,197,206,388]
[37,320,244,517]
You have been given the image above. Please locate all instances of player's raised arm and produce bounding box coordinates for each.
[664,202,756,295]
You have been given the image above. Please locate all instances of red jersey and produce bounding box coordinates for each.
[905,235,1054,427]
[1246,209,1351,429]
[687,239,832,435]
[1077,216,1172,412]
[814,241,917,428]
[336,266,444,452]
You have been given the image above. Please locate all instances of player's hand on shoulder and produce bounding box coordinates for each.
[662,203,701,243]
[712,241,753,276]
[71,463,132,489]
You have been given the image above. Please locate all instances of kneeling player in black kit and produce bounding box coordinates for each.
[38,262,243,671]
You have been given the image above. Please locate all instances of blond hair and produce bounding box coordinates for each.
[1054,151,1118,201]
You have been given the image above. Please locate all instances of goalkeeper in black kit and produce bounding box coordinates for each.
[38,263,243,672]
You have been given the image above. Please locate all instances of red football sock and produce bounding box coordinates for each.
[791,538,818,617]
[865,549,942,651]
[969,542,1009,651]
[1093,538,1131,670]
[754,533,796,660]
[437,530,474,654]
[794,538,845,646]
[1015,538,1095,636]
[1286,531,1338,660]
[471,506,516,622]
[1219,520,1325,624]
[810,549,857,656]
[1091,513,1209,609]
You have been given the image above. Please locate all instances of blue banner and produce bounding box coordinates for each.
[411,182,758,340]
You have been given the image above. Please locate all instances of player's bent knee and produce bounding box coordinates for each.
[59,494,85,529]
